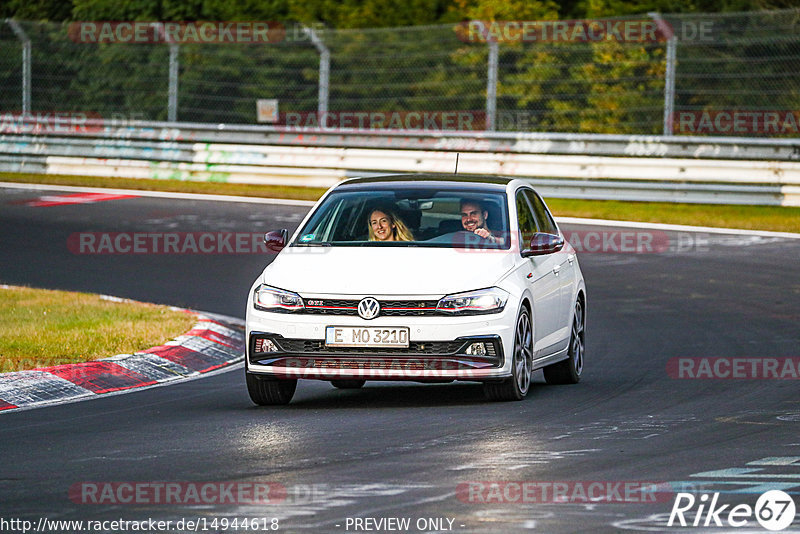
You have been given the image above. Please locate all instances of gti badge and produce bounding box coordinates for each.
[357,297,380,320]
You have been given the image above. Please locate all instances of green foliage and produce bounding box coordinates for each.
[1,0,72,21]
[449,0,560,20]
[574,0,788,17]
[288,0,451,28]
[69,0,292,21]
[71,0,165,21]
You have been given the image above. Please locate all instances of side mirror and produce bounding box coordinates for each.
[264,229,288,253]
[522,232,564,257]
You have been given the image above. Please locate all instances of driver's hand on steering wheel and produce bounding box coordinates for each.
[474,228,496,243]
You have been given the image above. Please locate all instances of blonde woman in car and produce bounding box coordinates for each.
[368,209,414,241]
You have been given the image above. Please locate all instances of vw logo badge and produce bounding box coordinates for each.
[358,297,380,320]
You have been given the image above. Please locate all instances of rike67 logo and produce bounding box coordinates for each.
[668,490,796,531]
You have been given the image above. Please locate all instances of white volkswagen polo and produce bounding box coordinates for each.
[245,175,586,404]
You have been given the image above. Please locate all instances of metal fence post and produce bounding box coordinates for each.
[6,19,31,114]
[486,38,498,131]
[153,23,180,122]
[305,26,330,128]
[649,13,677,136]
[168,43,179,122]
[663,36,677,136]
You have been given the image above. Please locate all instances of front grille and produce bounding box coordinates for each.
[302,299,440,317]
[248,332,504,370]
[275,339,464,355]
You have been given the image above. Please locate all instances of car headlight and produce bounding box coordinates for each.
[437,287,509,315]
[253,284,304,313]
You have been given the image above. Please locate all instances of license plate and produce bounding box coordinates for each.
[325,326,410,348]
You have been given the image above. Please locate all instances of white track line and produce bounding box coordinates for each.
[2,181,798,238]
[557,216,800,239]
[0,181,316,207]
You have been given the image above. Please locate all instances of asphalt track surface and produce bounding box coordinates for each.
[1,185,799,533]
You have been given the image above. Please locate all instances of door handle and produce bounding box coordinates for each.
[552,264,561,275]
[568,254,575,264]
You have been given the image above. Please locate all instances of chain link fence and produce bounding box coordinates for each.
[1,9,799,135]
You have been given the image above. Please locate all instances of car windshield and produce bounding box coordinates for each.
[293,187,509,248]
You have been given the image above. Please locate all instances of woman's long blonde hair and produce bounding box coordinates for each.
[368,208,414,241]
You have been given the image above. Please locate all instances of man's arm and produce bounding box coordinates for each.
[473,228,503,244]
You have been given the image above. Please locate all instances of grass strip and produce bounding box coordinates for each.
[0,285,198,373]
[2,172,799,233]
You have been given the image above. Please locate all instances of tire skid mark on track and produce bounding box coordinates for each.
[448,449,601,471]
[716,409,800,426]
[0,310,244,413]
[548,416,698,441]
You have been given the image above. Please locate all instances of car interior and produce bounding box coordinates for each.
[299,191,507,245]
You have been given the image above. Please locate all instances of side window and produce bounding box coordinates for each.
[524,190,558,235]
[515,191,538,248]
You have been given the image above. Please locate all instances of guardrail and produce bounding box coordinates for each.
[2,120,799,206]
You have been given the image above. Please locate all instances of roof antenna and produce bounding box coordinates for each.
[454,153,460,174]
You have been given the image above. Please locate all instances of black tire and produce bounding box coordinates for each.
[484,307,533,401]
[543,298,585,385]
[331,380,366,389]
[245,370,297,405]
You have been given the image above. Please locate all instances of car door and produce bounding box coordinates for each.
[525,189,575,349]
[515,189,561,356]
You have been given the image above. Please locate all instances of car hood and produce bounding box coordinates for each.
[260,246,516,296]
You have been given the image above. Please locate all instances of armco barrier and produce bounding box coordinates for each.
[1,120,799,206]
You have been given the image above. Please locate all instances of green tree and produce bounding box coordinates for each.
[288,0,451,28]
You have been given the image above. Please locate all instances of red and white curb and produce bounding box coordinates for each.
[0,309,244,413]
[15,191,140,207]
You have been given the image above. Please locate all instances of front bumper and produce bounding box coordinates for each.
[245,309,515,381]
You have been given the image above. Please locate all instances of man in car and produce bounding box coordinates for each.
[460,200,501,244]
